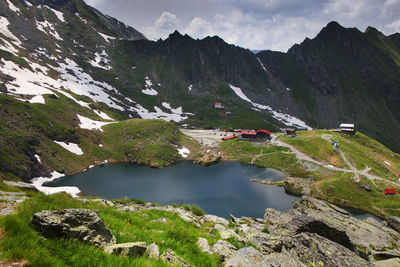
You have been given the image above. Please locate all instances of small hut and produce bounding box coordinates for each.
[214,102,224,109]
[340,123,355,134]
[284,128,297,136]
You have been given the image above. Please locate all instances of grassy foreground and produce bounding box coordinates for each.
[0,192,221,267]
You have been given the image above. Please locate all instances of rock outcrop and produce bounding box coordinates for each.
[147,243,160,259]
[224,247,265,267]
[3,181,38,191]
[104,242,147,257]
[386,216,400,232]
[160,249,190,267]
[31,209,116,248]
[212,240,237,261]
[222,196,400,266]
[196,237,212,254]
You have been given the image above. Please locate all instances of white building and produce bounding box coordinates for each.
[340,123,355,134]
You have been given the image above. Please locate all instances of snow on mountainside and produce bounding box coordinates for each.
[229,84,311,129]
[0,0,319,131]
[0,0,190,122]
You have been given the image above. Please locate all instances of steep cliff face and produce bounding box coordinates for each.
[258,21,400,151]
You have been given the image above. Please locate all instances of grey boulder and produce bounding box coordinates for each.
[104,242,147,257]
[160,249,190,266]
[31,209,116,248]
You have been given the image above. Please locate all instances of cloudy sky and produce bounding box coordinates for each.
[85,0,400,52]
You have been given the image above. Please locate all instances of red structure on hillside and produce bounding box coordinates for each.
[256,130,271,138]
[221,134,238,141]
[384,189,396,195]
[215,102,224,109]
[241,131,257,139]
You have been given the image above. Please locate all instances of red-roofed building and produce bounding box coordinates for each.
[221,134,238,141]
[215,102,224,109]
[256,130,271,138]
[241,131,257,139]
[384,189,396,195]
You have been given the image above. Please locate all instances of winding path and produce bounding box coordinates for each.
[270,134,400,187]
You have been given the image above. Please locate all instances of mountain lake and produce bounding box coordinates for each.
[45,161,378,220]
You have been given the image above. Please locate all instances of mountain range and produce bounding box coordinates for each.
[0,0,399,154]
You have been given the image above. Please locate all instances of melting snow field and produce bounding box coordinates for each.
[88,50,111,70]
[177,147,190,158]
[141,77,158,96]
[77,115,113,132]
[229,84,312,129]
[32,171,80,197]
[6,0,20,14]
[54,141,84,155]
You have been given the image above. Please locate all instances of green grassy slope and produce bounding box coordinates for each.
[221,130,400,217]
[0,193,221,266]
[0,94,197,181]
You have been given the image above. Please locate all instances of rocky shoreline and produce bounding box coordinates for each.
[29,195,400,266]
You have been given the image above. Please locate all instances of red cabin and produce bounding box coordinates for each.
[241,130,257,139]
[215,102,224,109]
[221,134,238,141]
[384,189,396,195]
[256,130,272,138]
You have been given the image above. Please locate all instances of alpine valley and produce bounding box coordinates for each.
[1,0,400,266]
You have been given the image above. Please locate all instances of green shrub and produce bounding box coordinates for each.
[190,205,205,216]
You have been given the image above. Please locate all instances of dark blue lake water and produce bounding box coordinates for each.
[45,161,299,218]
[45,161,378,220]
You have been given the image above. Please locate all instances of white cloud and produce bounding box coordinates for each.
[155,11,180,30]
[385,18,400,32]
[86,0,400,51]
[183,10,323,51]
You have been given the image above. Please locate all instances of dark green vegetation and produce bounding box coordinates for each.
[0,192,221,266]
[221,131,400,217]
[258,22,400,152]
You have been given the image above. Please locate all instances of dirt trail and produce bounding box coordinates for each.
[270,134,400,187]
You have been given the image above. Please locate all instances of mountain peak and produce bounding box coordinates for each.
[365,26,383,36]
[325,21,343,30]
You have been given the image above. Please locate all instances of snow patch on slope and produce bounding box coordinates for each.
[32,171,80,197]
[0,16,21,44]
[34,154,42,164]
[45,6,65,22]
[162,102,183,114]
[93,110,114,121]
[54,141,84,155]
[36,19,63,41]
[77,115,112,132]
[257,57,268,73]
[229,84,311,129]
[28,95,45,104]
[131,104,189,122]
[98,32,116,42]
[6,0,20,14]
[88,50,111,70]
[142,77,158,95]
[177,147,190,158]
